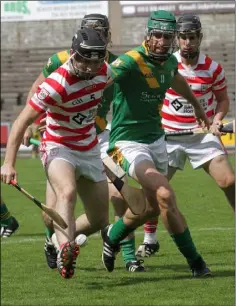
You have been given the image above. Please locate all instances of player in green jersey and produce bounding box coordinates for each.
[22,14,142,272]
[101,10,212,277]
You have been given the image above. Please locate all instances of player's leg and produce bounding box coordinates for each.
[0,196,19,238]
[74,145,111,231]
[42,180,58,269]
[42,145,79,279]
[104,159,210,276]
[137,139,182,258]
[186,134,235,211]
[42,179,87,267]
[102,138,211,276]
[136,217,160,258]
[99,129,143,271]
[203,154,235,211]
[73,131,110,236]
[46,160,77,243]
[110,182,144,272]
[76,176,109,233]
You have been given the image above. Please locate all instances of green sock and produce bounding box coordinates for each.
[171,228,200,265]
[109,218,136,245]
[45,227,54,239]
[0,203,12,226]
[120,233,136,265]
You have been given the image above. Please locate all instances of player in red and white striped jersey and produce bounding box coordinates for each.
[30,60,108,151]
[1,28,111,279]
[138,15,235,258]
[162,51,227,131]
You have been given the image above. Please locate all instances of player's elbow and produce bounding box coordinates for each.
[31,81,40,95]
[31,73,46,96]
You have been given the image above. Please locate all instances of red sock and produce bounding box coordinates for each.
[143,219,158,244]
[144,219,158,234]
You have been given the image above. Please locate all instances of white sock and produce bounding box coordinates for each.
[143,232,157,244]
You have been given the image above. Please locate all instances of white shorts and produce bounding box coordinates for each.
[98,129,110,160]
[111,136,168,177]
[40,142,106,182]
[166,133,226,170]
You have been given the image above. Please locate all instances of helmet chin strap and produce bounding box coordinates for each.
[180,50,199,60]
[145,33,175,62]
[68,53,95,80]
[149,51,169,62]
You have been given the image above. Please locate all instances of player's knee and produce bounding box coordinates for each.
[156,186,174,210]
[217,173,235,189]
[57,187,77,204]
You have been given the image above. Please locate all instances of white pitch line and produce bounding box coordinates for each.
[1,227,234,245]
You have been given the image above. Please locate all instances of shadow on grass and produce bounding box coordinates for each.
[78,262,234,290]
[82,268,235,290]
[83,274,191,290]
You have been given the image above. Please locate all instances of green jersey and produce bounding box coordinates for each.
[109,42,178,149]
[42,50,117,134]
[96,51,118,134]
[42,50,70,77]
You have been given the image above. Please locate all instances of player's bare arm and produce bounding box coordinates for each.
[171,72,210,129]
[1,104,42,184]
[211,88,230,135]
[26,72,46,104]
[23,72,46,146]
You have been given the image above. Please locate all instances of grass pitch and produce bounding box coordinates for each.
[1,157,235,306]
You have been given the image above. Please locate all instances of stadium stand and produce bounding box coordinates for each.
[1,42,235,123]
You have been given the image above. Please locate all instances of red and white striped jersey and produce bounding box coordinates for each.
[29,61,110,151]
[162,50,227,131]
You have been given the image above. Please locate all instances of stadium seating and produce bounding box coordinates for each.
[1,42,234,123]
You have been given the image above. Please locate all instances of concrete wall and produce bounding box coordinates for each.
[1,13,234,49]
[121,13,235,48]
[1,19,81,49]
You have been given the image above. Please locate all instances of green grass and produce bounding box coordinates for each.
[1,157,235,306]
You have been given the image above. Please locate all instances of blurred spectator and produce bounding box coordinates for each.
[0,98,4,110]
[16,93,23,106]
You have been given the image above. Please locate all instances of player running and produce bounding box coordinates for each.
[1,28,110,279]
[23,14,143,273]
[100,10,212,278]
[137,14,235,258]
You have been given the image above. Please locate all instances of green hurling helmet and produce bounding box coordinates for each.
[146,10,176,61]
[147,10,176,33]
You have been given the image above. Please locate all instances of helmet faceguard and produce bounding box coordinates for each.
[145,10,176,62]
[70,28,106,79]
[176,15,202,59]
[81,14,111,46]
